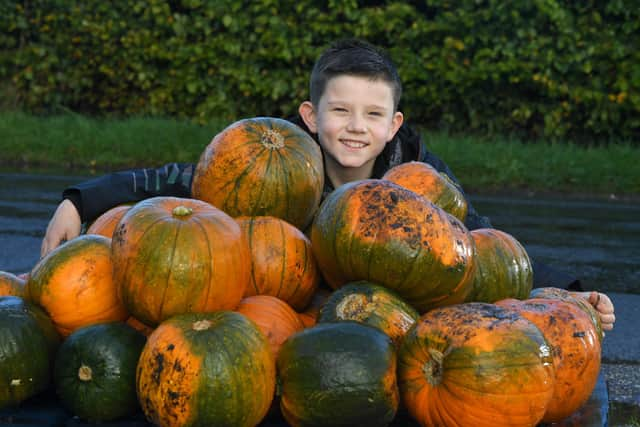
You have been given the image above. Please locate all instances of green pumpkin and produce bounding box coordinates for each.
[54,322,146,422]
[0,296,59,409]
[277,321,399,427]
[318,281,419,347]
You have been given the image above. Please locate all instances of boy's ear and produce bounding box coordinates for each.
[298,101,318,133]
[387,111,404,141]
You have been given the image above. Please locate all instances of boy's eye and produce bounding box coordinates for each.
[333,107,347,112]
[369,111,383,117]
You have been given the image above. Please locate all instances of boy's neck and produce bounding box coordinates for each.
[325,160,375,189]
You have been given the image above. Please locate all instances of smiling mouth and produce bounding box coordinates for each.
[340,139,368,149]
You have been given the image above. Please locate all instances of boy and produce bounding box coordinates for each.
[40,39,615,329]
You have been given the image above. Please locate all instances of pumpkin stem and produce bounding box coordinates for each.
[192,319,212,331]
[78,364,93,382]
[422,348,444,386]
[261,129,285,149]
[172,206,193,217]
[336,294,374,321]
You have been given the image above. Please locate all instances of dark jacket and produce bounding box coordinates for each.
[62,116,581,290]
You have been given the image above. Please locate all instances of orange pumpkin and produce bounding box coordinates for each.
[530,287,604,342]
[398,303,555,427]
[192,117,324,231]
[496,298,601,422]
[112,196,250,326]
[466,228,533,303]
[0,271,27,298]
[236,216,319,311]
[236,295,304,357]
[137,311,275,427]
[311,179,476,313]
[27,235,128,337]
[86,205,131,238]
[382,161,468,222]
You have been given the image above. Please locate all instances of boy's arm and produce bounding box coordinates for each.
[64,162,195,223]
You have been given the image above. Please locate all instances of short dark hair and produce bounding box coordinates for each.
[309,39,403,111]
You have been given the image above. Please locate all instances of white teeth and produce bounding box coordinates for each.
[342,140,367,148]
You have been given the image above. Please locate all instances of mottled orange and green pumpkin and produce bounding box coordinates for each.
[278,321,399,427]
[398,302,555,427]
[136,311,276,427]
[27,235,128,337]
[192,117,324,231]
[86,205,131,238]
[495,298,601,423]
[111,196,250,326]
[310,179,476,313]
[0,271,27,299]
[382,161,468,222]
[530,287,604,342]
[318,280,419,346]
[235,295,304,357]
[466,228,533,303]
[236,215,320,311]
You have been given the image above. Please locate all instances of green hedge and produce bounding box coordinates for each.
[1,0,638,143]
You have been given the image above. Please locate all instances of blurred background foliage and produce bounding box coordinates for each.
[1,0,638,144]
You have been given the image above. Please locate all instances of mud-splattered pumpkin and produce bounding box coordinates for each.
[318,280,419,346]
[495,298,601,423]
[111,196,250,326]
[310,179,476,313]
[397,302,555,427]
[236,215,319,311]
[529,287,604,342]
[466,228,533,303]
[136,311,275,427]
[192,117,324,231]
[27,235,128,337]
[382,161,468,222]
[278,321,398,427]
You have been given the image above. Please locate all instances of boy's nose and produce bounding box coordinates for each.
[346,115,367,132]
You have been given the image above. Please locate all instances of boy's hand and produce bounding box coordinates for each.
[572,290,616,332]
[40,199,82,258]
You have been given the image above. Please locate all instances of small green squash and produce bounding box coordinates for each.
[278,321,399,427]
[54,322,146,422]
[0,296,60,409]
[318,281,419,346]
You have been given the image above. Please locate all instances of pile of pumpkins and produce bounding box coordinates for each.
[0,117,603,427]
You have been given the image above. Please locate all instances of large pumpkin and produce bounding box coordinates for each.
[235,295,304,357]
[27,235,128,337]
[137,311,275,427]
[86,205,131,238]
[0,296,59,409]
[318,280,419,347]
[398,302,555,427]
[310,179,476,313]
[192,117,324,230]
[495,298,601,423]
[111,196,250,326]
[236,215,319,310]
[0,271,27,299]
[278,321,398,427]
[529,287,604,342]
[54,322,146,422]
[382,161,468,222]
[466,228,533,303]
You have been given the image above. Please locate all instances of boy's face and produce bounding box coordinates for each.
[299,75,403,183]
